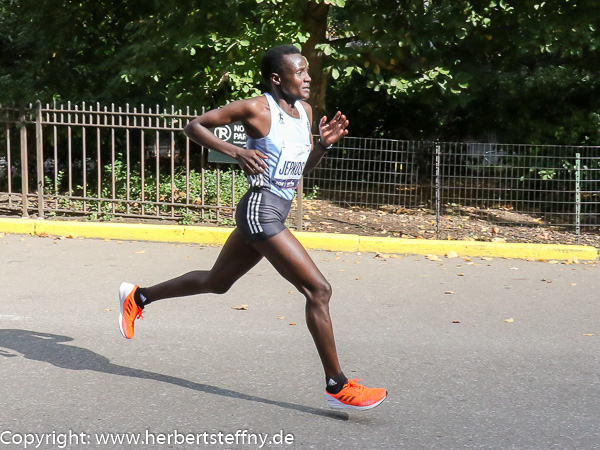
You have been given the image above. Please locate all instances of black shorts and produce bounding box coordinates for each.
[235,188,292,243]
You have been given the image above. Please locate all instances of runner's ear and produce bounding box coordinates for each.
[270,73,281,86]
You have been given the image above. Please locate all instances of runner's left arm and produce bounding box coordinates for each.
[304,111,349,174]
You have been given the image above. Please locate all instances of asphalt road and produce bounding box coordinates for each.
[1,233,599,449]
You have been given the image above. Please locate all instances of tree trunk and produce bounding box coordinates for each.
[301,1,329,128]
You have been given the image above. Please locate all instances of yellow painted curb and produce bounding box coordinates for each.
[0,218,597,261]
[293,231,359,252]
[359,236,598,261]
[36,221,186,243]
[0,218,36,235]
[182,226,234,246]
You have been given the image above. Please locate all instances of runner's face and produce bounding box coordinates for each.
[279,54,311,101]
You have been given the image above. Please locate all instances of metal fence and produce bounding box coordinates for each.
[1,102,599,239]
[305,140,600,234]
[0,101,247,223]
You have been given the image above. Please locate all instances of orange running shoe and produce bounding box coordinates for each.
[119,282,143,339]
[325,378,387,410]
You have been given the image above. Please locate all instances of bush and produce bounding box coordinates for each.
[60,156,249,221]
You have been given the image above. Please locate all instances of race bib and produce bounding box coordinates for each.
[273,143,311,189]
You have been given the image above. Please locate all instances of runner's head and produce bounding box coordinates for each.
[261,45,302,85]
[261,45,311,101]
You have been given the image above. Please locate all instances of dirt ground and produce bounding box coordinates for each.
[292,198,600,249]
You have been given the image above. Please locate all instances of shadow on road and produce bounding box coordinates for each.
[0,329,348,421]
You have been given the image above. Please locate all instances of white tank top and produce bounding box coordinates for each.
[246,93,312,201]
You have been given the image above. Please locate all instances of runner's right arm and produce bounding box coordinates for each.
[184,98,269,175]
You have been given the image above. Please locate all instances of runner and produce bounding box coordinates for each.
[119,44,387,411]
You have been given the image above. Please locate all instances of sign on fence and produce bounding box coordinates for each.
[208,122,246,163]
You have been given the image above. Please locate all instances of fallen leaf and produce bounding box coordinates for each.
[481,257,493,261]
[583,334,595,337]
[39,232,51,238]
[426,255,441,261]
[458,273,465,277]
[445,251,458,258]
[571,283,577,286]
[277,316,285,320]
[104,308,112,312]
[289,322,297,326]
[505,318,515,323]
[452,320,461,324]
[445,290,454,294]
[135,250,146,254]
[231,304,248,310]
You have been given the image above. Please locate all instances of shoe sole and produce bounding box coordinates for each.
[325,392,387,410]
[119,282,136,339]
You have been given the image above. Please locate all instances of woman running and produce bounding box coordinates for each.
[119,44,387,411]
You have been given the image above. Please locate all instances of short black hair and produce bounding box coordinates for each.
[260,44,301,85]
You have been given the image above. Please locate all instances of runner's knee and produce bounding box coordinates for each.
[198,272,234,295]
[208,279,234,295]
[305,279,332,306]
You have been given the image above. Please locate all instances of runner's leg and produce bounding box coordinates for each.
[252,229,342,379]
[142,228,263,302]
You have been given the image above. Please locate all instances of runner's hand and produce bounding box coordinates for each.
[235,149,268,176]
[318,111,349,147]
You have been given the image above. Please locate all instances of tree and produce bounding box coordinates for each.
[0,0,157,104]
[1,0,598,144]
[323,0,600,143]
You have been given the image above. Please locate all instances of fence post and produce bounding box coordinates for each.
[575,153,581,237]
[435,143,441,239]
[296,176,304,231]
[36,100,45,218]
[19,107,29,217]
